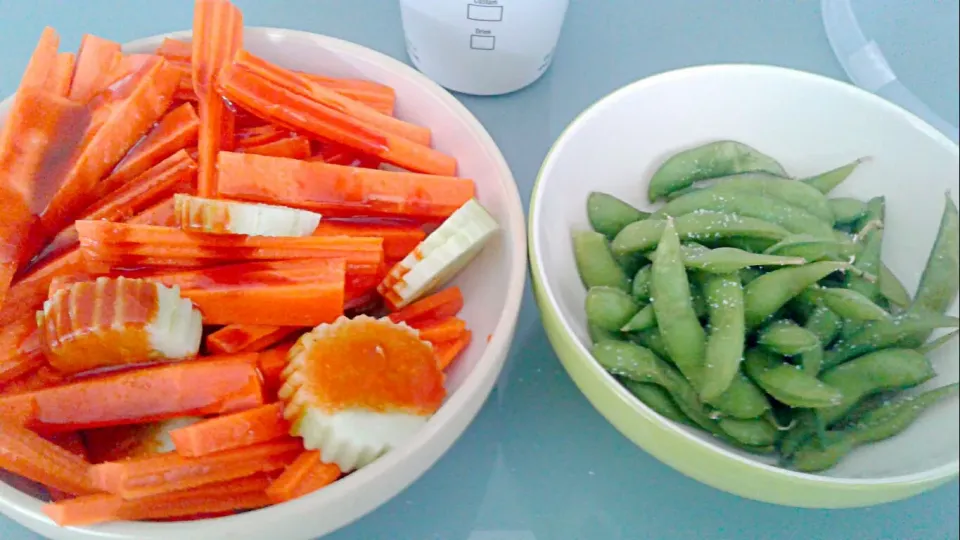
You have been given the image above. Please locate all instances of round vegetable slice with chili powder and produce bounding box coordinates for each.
[278,315,445,472]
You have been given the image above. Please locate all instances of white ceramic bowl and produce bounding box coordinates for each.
[0,28,527,539]
[529,64,959,508]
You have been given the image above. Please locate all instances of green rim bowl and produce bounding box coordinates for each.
[528,64,959,509]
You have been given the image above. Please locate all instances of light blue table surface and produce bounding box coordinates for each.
[1,1,957,539]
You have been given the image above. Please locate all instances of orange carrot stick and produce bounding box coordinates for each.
[313,140,381,169]
[91,438,301,499]
[128,196,179,227]
[46,52,76,97]
[388,287,464,324]
[256,342,294,394]
[170,402,290,457]
[101,102,200,194]
[298,73,396,115]
[265,450,341,503]
[75,221,384,273]
[0,418,98,496]
[0,365,65,397]
[219,63,456,176]
[44,474,272,526]
[240,136,312,159]
[313,220,425,260]
[411,317,467,344]
[14,27,61,90]
[155,37,193,63]
[217,152,474,220]
[207,325,301,355]
[0,316,46,386]
[234,124,292,148]
[192,0,244,196]
[1,247,83,328]
[435,330,472,370]
[69,34,122,101]
[234,50,430,145]
[0,355,263,433]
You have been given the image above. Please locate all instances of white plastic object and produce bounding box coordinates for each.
[821,0,959,143]
[398,0,570,96]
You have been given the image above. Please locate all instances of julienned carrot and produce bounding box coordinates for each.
[91,438,301,499]
[219,63,457,176]
[69,34,122,102]
[435,330,472,370]
[411,317,467,344]
[265,450,341,503]
[47,53,76,97]
[207,325,301,354]
[256,343,294,394]
[299,73,396,115]
[0,315,45,386]
[313,220,425,260]
[389,287,464,324]
[75,221,384,273]
[0,418,97,496]
[0,355,263,433]
[217,152,474,220]
[37,56,183,251]
[101,102,200,194]
[234,50,430,145]
[192,0,244,196]
[240,136,312,159]
[170,402,290,457]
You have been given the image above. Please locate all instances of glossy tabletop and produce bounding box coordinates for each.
[1,1,958,539]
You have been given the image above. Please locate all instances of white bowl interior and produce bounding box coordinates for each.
[532,64,959,481]
[0,28,526,540]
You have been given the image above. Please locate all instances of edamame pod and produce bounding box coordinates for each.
[764,234,846,262]
[799,344,824,375]
[648,245,806,274]
[612,213,791,255]
[743,349,844,408]
[620,304,657,332]
[718,416,779,447]
[647,140,787,202]
[585,286,640,331]
[587,191,649,238]
[621,379,696,427]
[588,323,623,344]
[821,312,960,370]
[631,265,653,303]
[843,197,885,304]
[800,158,865,194]
[757,320,820,356]
[591,339,667,383]
[572,230,631,292]
[628,328,671,359]
[705,173,835,224]
[700,274,746,401]
[828,197,868,225]
[878,264,911,309]
[743,261,849,328]
[803,305,844,348]
[815,287,891,322]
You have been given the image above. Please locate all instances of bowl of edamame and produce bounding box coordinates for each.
[528,64,959,508]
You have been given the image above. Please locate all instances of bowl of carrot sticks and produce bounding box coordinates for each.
[0,1,526,538]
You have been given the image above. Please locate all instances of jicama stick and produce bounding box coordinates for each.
[47,53,76,97]
[192,0,244,196]
[240,136,312,159]
[313,220,425,260]
[81,416,205,464]
[234,50,430,145]
[217,152,474,219]
[388,286,464,324]
[0,418,97,496]
[68,34,122,102]
[0,355,263,432]
[435,330,472,370]
[90,438,301,499]
[170,402,289,457]
[101,102,200,194]
[411,317,467,344]
[75,221,384,273]
[44,474,272,526]
[206,324,301,354]
[0,315,45,386]
[219,63,457,176]
[265,450,341,503]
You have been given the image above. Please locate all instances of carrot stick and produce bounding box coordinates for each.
[75,221,384,273]
[412,317,467,344]
[44,474,273,526]
[37,57,183,251]
[192,0,244,196]
[46,52,76,97]
[298,73,395,115]
[91,438,301,499]
[170,402,290,457]
[234,124,291,148]
[217,152,474,220]
[0,355,264,433]
[265,450,341,503]
[313,220,425,260]
[0,248,83,328]
[0,365,65,397]
[435,330,472,370]
[207,325,301,354]
[219,63,457,176]
[234,50,430,145]
[0,315,46,386]
[389,287,464,324]
[128,196,179,227]
[14,27,61,90]
[313,141,381,168]
[101,102,200,194]
[69,34,122,102]
[0,418,98,497]
[155,37,193,63]
[256,343,294,394]
[240,136,312,159]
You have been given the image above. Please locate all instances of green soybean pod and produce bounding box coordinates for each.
[743,261,849,328]
[800,158,866,194]
[707,172,835,224]
[878,264,911,309]
[700,273,746,402]
[718,417,779,447]
[843,197,885,304]
[799,344,824,376]
[743,348,844,408]
[621,379,696,427]
[815,287,891,322]
[591,339,668,383]
[680,247,806,274]
[803,305,844,348]
[706,372,773,420]
[763,234,845,262]
[588,323,623,344]
[611,213,791,255]
[647,140,787,202]
[587,192,650,239]
[585,287,640,331]
[572,230,631,292]
[620,304,657,332]
[757,320,821,356]
[631,265,653,302]
[740,267,764,285]
[821,312,960,370]
[628,328,671,360]
[828,197,868,225]
[818,348,936,425]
